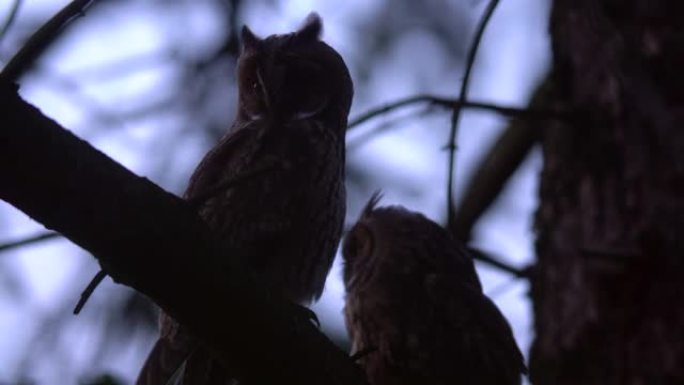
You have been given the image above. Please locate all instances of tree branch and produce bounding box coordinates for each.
[0,231,60,253]
[0,0,94,83]
[446,0,501,228]
[467,247,530,278]
[450,78,555,242]
[347,94,566,130]
[73,269,107,314]
[0,83,367,385]
[74,157,281,314]
[447,78,557,279]
[0,0,22,45]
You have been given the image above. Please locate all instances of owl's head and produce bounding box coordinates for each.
[342,193,482,294]
[236,13,353,131]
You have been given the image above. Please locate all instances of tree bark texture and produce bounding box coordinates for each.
[0,82,367,385]
[531,1,684,384]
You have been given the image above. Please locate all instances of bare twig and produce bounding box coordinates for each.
[446,0,501,229]
[467,246,529,278]
[347,94,565,131]
[347,107,433,149]
[0,0,95,82]
[0,0,22,45]
[0,231,109,315]
[0,231,60,253]
[73,269,107,314]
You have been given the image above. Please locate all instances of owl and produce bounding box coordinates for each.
[136,13,353,385]
[343,195,527,385]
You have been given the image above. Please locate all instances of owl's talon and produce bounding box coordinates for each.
[350,346,377,361]
[288,302,320,328]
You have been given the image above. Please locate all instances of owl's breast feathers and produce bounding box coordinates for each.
[135,118,345,385]
[346,262,526,385]
[185,117,345,304]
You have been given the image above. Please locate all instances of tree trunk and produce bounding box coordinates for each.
[530,1,684,384]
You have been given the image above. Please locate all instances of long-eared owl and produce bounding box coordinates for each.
[343,195,527,385]
[137,13,353,385]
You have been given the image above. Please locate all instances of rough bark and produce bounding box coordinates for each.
[0,82,367,385]
[531,1,684,384]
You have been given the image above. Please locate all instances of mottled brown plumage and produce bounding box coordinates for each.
[136,13,353,385]
[343,195,527,385]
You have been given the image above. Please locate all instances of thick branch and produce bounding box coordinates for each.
[75,156,281,314]
[0,83,366,385]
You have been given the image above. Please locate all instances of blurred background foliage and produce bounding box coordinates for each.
[0,0,550,383]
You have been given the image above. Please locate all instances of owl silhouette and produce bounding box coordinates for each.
[343,194,527,385]
[136,13,353,385]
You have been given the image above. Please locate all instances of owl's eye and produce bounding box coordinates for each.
[343,224,374,261]
[252,81,259,91]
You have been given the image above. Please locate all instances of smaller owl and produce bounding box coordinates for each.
[343,194,527,385]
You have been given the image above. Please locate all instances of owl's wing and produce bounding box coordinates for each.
[137,126,258,385]
[183,124,257,201]
[450,284,527,385]
[190,117,343,303]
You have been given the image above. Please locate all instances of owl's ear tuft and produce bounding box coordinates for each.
[241,25,262,52]
[361,191,383,219]
[296,12,323,41]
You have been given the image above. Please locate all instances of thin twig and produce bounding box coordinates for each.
[73,269,107,314]
[347,107,432,149]
[0,0,22,45]
[347,94,565,130]
[0,0,94,82]
[0,231,60,253]
[467,246,529,278]
[446,0,501,229]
